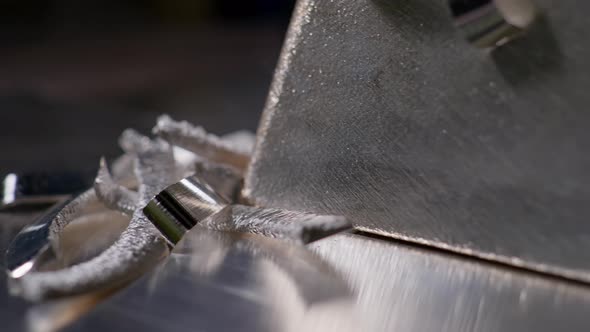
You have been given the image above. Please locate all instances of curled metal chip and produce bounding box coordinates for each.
[6,115,348,303]
[144,174,352,245]
[7,132,174,301]
[153,114,252,171]
[144,175,227,245]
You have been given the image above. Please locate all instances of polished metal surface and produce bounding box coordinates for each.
[53,227,590,332]
[5,189,118,280]
[144,175,227,244]
[5,190,133,299]
[1,209,129,332]
[6,133,178,301]
[244,0,590,282]
[144,174,351,245]
[6,198,74,279]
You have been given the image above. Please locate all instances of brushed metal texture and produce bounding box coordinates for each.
[60,229,590,332]
[244,0,590,282]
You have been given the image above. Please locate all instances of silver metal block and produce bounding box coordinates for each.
[244,0,590,282]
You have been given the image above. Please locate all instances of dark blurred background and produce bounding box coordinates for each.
[0,0,295,174]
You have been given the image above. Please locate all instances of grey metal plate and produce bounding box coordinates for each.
[59,229,590,332]
[244,0,590,282]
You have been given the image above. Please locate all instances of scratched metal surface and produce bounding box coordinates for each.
[244,0,590,282]
[53,228,590,332]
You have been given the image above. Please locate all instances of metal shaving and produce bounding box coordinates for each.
[153,114,252,170]
[9,115,349,301]
[203,205,351,244]
[94,157,138,215]
[11,133,174,301]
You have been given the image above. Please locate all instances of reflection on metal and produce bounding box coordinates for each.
[61,228,356,332]
[244,0,590,283]
[4,189,120,280]
[144,174,352,245]
[57,228,590,332]
[4,113,349,303]
[6,132,174,301]
[4,116,260,301]
[144,175,227,245]
[6,198,74,279]
[4,164,133,280]
[153,114,253,202]
[449,0,537,48]
[0,1,585,326]
[310,235,590,331]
